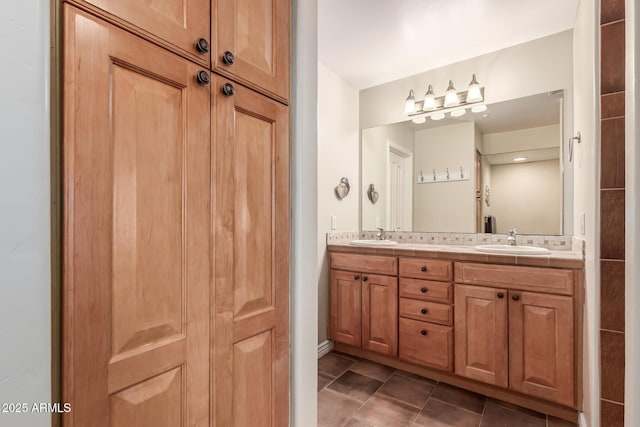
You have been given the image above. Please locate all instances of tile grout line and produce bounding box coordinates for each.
[344,366,394,426]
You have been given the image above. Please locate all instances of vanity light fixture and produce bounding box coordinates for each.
[412,116,427,124]
[403,75,485,120]
[513,157,527,162]
[404,89,416,114]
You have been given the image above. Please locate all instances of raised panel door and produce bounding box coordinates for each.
[362,274,398,356]
[212,76,290,427]
[329,270,362,347]
[509,291,575,406]
[454,284,508,387]
[73,0,210,65]
[63,6,210,426]
[213,0,290,101]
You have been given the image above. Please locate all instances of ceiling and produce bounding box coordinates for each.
[318,0,579,90]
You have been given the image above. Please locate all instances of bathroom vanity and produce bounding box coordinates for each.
[327,241,584,422]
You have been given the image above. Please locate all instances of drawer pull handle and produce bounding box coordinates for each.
[196,70,210,85]
[222,83,235,96]
[421,266,427,272]
[420,330,427,336]
[222,50,236,65]
[354,275,360,280]
[420,287,428,293]
[421,308,428,315]
[497,292,504,299]
[512,294,520,301]
[195,38,210,53]
[362,276,368,282]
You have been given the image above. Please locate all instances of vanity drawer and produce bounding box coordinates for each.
[330,252,397,275]
[399,317,453,372]
[454,262,574,296]
[399,278,453,303]
[399,298,453,326]
[399,258,453,281]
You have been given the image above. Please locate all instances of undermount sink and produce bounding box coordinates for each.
[350,239,399,247]
[474,244,549,255]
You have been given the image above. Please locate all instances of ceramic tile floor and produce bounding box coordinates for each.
[318,351,577,427]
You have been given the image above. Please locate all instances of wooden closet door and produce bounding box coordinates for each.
[212,76,290,427]
[362,274,397,356]
[213,0,290,102]
[454,284,508,387]
[63,6,210,427]
[509,291,575,406]
[74,0,210,64]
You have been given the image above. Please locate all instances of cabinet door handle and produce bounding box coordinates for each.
[421,308,428,315]
[420,287,428,293]
[354,275,360,280]
[195,38,210,53]
[497,292,504,299]
[196,70,210,85]
[420,266,427,272]
[222,50,236,65]
[512,294,520,301]
[362,276,368,282]
[420,330,427,336]
[222,83,235,96]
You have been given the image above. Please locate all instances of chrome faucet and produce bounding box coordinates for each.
[376,227,387,241]
[507,228,517,246]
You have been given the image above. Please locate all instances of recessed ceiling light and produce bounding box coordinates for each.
[412,116,427,124]
[450,108,466,117]
[471,104,487,113]
[513,157,527,162]
[431,113,446,121]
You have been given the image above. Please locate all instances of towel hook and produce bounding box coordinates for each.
[569,132,581,162]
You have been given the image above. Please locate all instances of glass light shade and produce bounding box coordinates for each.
[431,112,446,121]
[412,116,427,124]
[466,74,483,103]
[450,108,466,117]
[404,89,416,114]
[443,80,459,108]
[513,157,527,162]
[471,104,487,113]
[422,85,436,111]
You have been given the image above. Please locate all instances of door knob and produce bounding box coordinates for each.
[222,83,235,96]
[222,51,235,65]
[196,70,210,85]
[421,308,428,315]
[420,330,427,336]
[497,293,504,299]
[354,275,360,280]
[512,294,520,301]
[362,276,368,282]
[420,287,428,293]
[195,38,210,53]
[421,266,427,272]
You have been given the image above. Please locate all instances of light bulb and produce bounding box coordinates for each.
[422,85,436,111]
[431,113,446,121]
[404,89,416,114]
[466,74,483,103]
[412,117,427,124]
[513,157,527,162]
[444,80,459,108]
[471,104,487,113]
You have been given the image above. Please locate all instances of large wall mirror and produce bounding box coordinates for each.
[361,91,568,235]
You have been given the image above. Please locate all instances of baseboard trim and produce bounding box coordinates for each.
[317,340,334,358]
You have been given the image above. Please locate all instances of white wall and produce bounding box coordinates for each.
[361,123,414,230]
[490,160,561,234]
[0,1,51,426]
[317,62,360,344]
[482,124,560,154]
[413,122,476,232]
[291,0,319,424]
[571,0,599,424]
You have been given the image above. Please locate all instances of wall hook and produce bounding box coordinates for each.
[460,166,464,178]
[446,168,450,180]
[569,131,581,162]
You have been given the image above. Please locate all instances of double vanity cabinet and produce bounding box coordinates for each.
[329,245,584,421]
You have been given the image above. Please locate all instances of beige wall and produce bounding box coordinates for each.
[361,123,414,230]
[490,160,561,234]
[482,124,560,154]
[317,63,360,344]
[413,122,476,232]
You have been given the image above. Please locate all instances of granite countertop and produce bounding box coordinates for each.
[327,242,584,269]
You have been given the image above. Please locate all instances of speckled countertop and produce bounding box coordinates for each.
[327,242,584,269]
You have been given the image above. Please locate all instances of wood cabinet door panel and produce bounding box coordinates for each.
[214,0,290,101]
[399,318,453,371]
[212,75,290,427]
[362,274,398,356]
[454,285,508,388]
[63,7,210,426]
[329,270,362,347]
[75,0,210,64]
[509,291,574,406]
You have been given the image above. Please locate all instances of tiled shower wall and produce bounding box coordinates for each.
[599,0,626,425]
